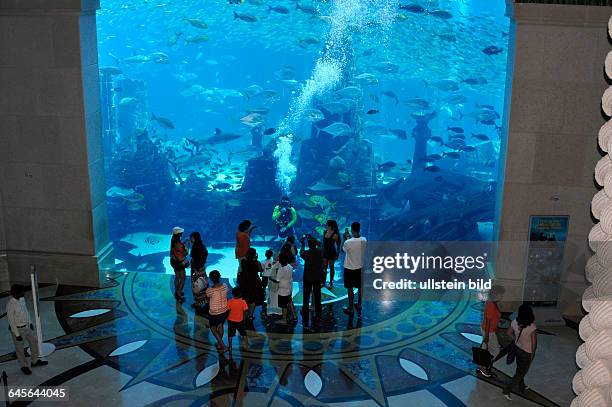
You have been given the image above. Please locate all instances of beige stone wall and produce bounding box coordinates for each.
[0,0,112,287]
[497,3,610,315]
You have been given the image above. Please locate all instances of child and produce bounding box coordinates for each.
[227,287,249,353]
[260,249,274,316]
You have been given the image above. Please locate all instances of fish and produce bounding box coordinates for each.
[298,36,319,47]
[167,32,182,46]
[240,113,265,127]
[321,122,352,137]
[309,195,334,209]
[380,90,399,104]
[233,11,258,22]
[354,73,379,86]
[151,114,175,129]
[119,97,137,106]
[335,86,361,100]
[183,17,208,29]
[281,79,301,89]
[106,186,135,198]
[399,3,425,13]
[472,133,490,141]
[443,152,461,159]
[377,161,396,172]
[428,136,444,144]
[202,128,244,145]
[124,54,150,64]
[375,61,399,74]
[127,203,146,211]
[483,45,503,55]
[461,145,476,152]
[403,97,430,110]
[296,3,317,15]
[363,121,387,136]
[320,102,349,117]
[476,104,495,110]
[463,77,488,85]
[213,182,233,190]
[389,128,407,140]
[426,154,442,162]
[297,209,316,219]
[246,107,270,115]
[426,79,459,92]
[149,52,169,63]
[243,85,263,99]
[450,134,466,140]
[263,127,276,135]
[366,109,379,115]
[304,108,325,122]
[314,214,327,225]
[185,34,210,43]
[442,94,467,105]
[447,126,464,133]
[269,5,290,14]
[429,9,453,19]
[424,165,440,172]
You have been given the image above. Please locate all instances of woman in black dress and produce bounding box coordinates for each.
[323,220,340,289]
[189,232,209,309]
[238,248,265,320]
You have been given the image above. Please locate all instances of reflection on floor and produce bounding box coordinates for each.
[0,273,579,406]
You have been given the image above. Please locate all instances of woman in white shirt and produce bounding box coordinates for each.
[274,252,296,325]
[503,304,537,400]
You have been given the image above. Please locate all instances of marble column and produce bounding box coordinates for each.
[495,3,610,315]
[572,15,612,407]
[0,0,113,287]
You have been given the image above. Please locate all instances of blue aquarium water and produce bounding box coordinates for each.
[96,0,511,274]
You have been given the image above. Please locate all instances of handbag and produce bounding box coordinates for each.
[506,327,524,365]
[472,342,493,366]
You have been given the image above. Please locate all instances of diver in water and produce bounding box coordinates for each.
[272,196,297,239]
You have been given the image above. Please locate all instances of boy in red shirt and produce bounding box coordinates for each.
[227,287,249,353]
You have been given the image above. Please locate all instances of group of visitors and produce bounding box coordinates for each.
[167,218,367,353]
[478,285,538,401]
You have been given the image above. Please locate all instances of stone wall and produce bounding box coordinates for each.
[496,3,610,315]
[0,0,112,287]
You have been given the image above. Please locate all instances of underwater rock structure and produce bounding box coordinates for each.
[572,19,612,407]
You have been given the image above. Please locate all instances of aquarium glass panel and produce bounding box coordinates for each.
[97,0,511,273]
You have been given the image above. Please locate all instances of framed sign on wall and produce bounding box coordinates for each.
[523,215,570,307]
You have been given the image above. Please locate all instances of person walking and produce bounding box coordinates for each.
[7,285,49,375]
[300,235,324,326]
[190,232,209,309]
[323,220,340,289]
[342,222,367,316]
[170,226,188,303]
[503,304,537,400]
[477,285,504,377]
[238,248,265,321]
[205,270,229,353]
[227,287,249,353]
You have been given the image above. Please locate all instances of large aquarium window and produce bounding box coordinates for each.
[97,0,511,274]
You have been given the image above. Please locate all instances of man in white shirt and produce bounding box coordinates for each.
[342,222,367,316]
[6,285,48,375]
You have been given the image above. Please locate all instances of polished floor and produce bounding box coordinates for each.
[0,272,579,406]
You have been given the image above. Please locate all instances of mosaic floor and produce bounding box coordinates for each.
[0,272,575,406]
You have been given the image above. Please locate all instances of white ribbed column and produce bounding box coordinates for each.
[572,15,612,407]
